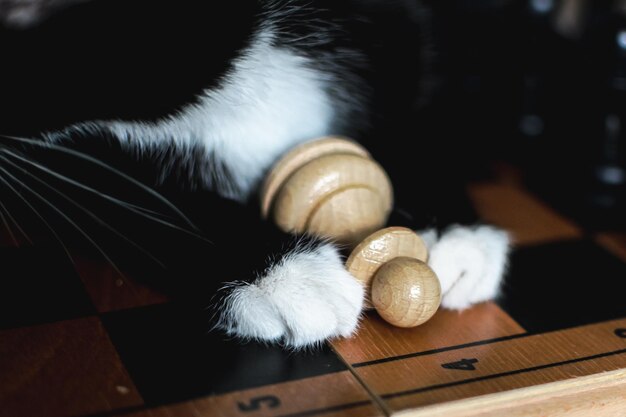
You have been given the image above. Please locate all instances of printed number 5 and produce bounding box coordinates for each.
[237,395,281,412]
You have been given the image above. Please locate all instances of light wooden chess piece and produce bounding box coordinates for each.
[260,136,393,246]
[346,227,441,328]
[261,137,440,327]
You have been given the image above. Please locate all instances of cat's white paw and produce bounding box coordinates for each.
[216,241,364,348]
[422,225,510,310]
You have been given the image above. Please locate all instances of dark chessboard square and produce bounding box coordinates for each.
[0,317,143,417]
[101,303,348,406]
[498,239,626,333]
[74,257,170,313]
[0,244,95,329]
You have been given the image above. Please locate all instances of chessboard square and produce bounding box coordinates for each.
[333,302,524,365]
[74,257,169,313]
[0,317,143,417]
[498,239,626,333]
[115,371,381,417]
[101,303,348,406]
[596,232,626,263]
[377,319,626,414]
[468,183,581,246]
[0,245,95,330]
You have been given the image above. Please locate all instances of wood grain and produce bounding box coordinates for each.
[345,318,626,415]
[468,183,581,246]
[332,302,524,365]
[117,371,381,417]
[271,153,393,246]
[396,368,626,417]
[371,257,441,328]
[261,136,370,219]
[0,317,143,417]
[346,227,428,309]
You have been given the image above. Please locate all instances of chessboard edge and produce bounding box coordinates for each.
[391,367,626,417]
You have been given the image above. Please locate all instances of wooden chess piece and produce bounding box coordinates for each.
[262,138,439,327]
[346,227,441,328]
[260,136,393,246]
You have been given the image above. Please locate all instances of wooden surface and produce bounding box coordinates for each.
[396,368,626,417]
[596,233,626,262]
[371,257,441,328]
[1,177,625,417]
[262,136,393,246]
[467,183,581,246]
[0,318,142,417]
[74,258,169,312]
[261,136,370,219]
[346,227,428,309]
[271,153,393,246]
[119,371,381,417]
[339,318,626,415]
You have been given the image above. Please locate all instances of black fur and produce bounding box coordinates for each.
[0,0,479,339]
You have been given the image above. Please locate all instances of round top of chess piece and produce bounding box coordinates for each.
[371,256,441,328]
[345,226,428,309]
[261,136,393,246]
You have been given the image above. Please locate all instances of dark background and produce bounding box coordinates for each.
[419,0,626,231]
[2,0,625,234]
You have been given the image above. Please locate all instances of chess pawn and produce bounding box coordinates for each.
[260,136,393,246]
[346,227,441,328]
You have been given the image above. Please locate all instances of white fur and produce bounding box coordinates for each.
[216,242,364,348]
[416,228,438,250]
[36,9,509,336]
[64,29,337,201]
[422,225,510,310]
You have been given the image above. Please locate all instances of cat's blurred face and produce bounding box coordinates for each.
[0,1,260,136]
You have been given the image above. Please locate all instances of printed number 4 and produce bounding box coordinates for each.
[441,358,479,371]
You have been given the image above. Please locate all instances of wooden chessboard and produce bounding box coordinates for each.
[1,177,625,417]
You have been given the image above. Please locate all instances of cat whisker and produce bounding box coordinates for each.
[0,133,203,234]
[0,153,165,268]
[2,147,178,225]
[0,204,18,246]
[0,164,124,277]
[0,143,212,244]
[0,196,33,245]
[0,137,175,221]
[0,169,75,265]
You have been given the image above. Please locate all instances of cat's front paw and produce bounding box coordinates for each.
[215,240,364,348]
[424,225,510,310]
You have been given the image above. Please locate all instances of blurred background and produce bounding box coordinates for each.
[421,0,626,231]
[1,0,624,232]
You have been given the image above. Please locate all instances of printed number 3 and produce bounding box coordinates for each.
[237,395,281,412]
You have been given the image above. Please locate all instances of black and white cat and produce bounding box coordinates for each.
[0,0,509,348]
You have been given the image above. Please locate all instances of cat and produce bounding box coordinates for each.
[0,0,509,348]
